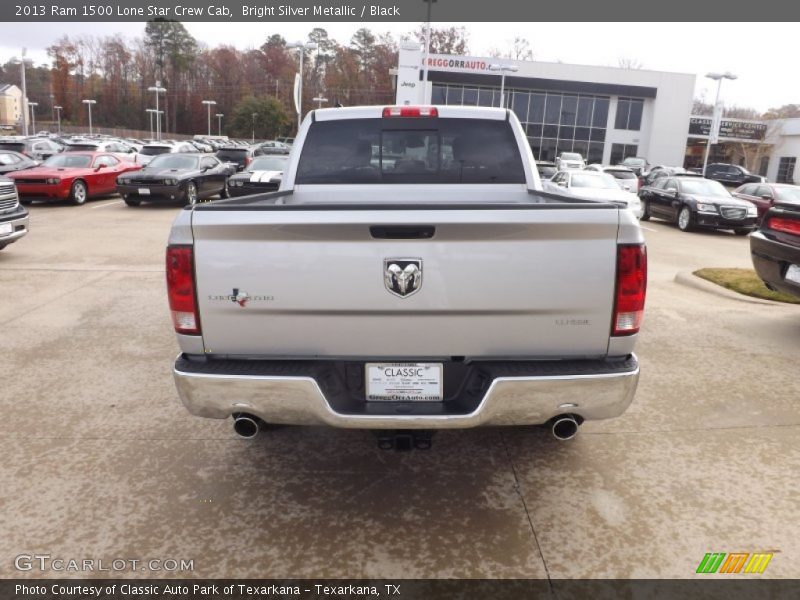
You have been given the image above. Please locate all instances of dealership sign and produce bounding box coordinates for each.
[423,56,492,72]
[689,117,768,142]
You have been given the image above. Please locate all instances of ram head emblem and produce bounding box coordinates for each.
[384,259,423,298]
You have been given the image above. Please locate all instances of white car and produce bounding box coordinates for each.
[546,169,643,218]
[584,164,640,192]
[555,152,586,170]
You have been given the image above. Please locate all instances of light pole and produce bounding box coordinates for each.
[251,112,257,143]
[421,0,437,103]
[215,113,223,136]
[147,82,166,139]
[146,108,159,139]
[488,64,519,108]
[701,72,737,176]
[10,49,31,135]
[201,100,216,136]
[82,99,96,134]
[54,105,62,134]
[286,41,318,132]
[313,96,328,109]
[28,101,38,134]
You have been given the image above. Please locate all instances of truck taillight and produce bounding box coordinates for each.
[767,217,800,235]
[612,244,647,336]
[382,106,438,118]
[166,245,201,335]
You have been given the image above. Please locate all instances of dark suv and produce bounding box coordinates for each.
[704,163,765,187]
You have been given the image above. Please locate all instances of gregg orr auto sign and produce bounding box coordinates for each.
[424,55,492,72]
[689,117,768,141]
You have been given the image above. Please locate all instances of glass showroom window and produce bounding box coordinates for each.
[614,97,644,130]
[434,83,608,163]
[777,157,796,183]
[610,143,639,165]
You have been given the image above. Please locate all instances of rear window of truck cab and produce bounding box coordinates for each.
[295,118,526,184]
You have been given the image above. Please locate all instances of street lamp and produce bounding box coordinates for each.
[702,71,737,176]
[201,100,216,136]
[215,113,224,136]
[421,0,438,102]
[147,82,166,139]
[146,108,159,139]
[54,105,62,134]
[251,112,257,143]
[313,96,328,109]
[82,99,96,134]
[28,101,38,134]
[286,41,318,132]
[488,64,519,108]
[9,48,32,135]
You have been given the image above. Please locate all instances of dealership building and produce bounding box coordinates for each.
[394,44,697,166]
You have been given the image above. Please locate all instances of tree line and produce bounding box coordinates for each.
[0,22,469,139]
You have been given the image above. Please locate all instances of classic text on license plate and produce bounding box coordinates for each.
[365,363,443,402]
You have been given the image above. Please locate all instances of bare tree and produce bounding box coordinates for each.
[487,37,533,61]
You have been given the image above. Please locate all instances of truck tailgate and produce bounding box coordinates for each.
[191,208,619,358]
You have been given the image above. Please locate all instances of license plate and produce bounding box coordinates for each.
[0,222,12,236]
[786,264,800,284]
[365,363,443,402]
[138,188,150,195]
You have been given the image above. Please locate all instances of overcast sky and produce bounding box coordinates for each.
[0,22,796,113]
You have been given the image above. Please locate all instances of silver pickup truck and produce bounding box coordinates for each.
[167,105,646,445]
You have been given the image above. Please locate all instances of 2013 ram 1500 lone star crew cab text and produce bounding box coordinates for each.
[167,105,646,443]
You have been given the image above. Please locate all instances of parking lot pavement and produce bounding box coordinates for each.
[1,204,798,579]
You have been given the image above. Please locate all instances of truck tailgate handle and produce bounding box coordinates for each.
[370,225,435,239]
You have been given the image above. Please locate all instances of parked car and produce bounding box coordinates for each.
[168,105,645,444]
[0,177,29,251]
[0,150,39,175]
[276,136,294,147]
[642,165,700,186]
[535,161,558,179]
[227,155,289,197]
[585,164,640,193]
[215,146,252,171]
[137,142,197,166]
[7,152,141,205]
[555,151,585,170]
[619,156,649,177]
[545,169,643,218]
[116,153,235,206]
[704,163,766,187]
[0,137,62,161]
[253,140,291,156]
[731,183,800,222]
[639,175,757,234]
[750,202,800,298]
[65,140,137,157]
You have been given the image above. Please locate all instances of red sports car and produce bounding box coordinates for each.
[8,152,141,205]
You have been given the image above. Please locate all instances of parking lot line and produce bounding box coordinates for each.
[90,199,124,209]
[640,225,658,232]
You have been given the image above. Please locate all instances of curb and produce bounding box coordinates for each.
[673,271,784,306]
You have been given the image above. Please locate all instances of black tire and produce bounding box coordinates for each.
[677,206,694,232]
[640,198,651,221]
[69,180,88,205]
[0,244,6,251]
[19,198,32,206]
[734,228,753,236]
[183,181,198,206]
[124,197,141,207]
[220,179,230,199]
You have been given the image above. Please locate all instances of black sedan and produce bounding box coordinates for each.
[116,153,235,206]
[0,150,39,175]
[640,175,757,234]
[750,202,800,298]
[227,155,288,197]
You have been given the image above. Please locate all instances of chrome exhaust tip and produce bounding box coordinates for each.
[551,415,579,441]
[232,414,261,439]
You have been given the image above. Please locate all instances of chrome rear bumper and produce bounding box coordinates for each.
[173,354,639,429]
